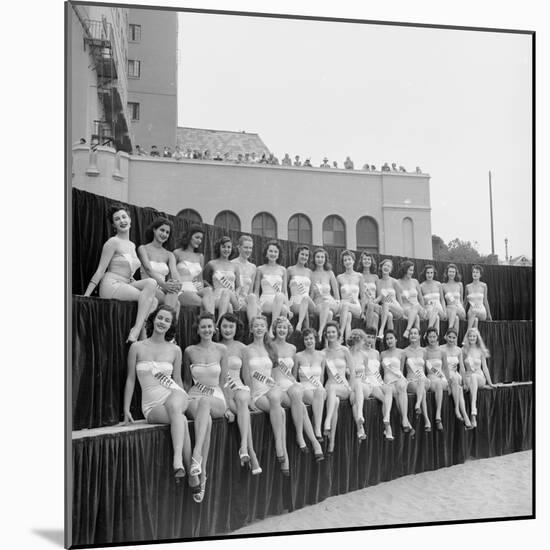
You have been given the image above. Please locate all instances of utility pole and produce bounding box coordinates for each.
[504,237,509,263]
[489,171,495,256]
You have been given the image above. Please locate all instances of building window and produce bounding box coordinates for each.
[252,212,277,238]
[323,215,346,247]
[128,102,140,121]
[214,210,241,232]
[177,209,202,223]
[288,214,312,244]
[402,217,415,257]
[356,216,379,253]
[129,23,141,42]
[128,59,141,78]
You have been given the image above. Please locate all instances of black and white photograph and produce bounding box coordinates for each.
[64,0,534,548]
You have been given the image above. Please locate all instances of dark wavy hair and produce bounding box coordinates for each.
[472,264,484,276]
[445,327,458,338]
[302,327,318,341]
[294,245,310,264]
[340,249,356,264]
[108,203,130,223]
[443,263,462,283]
[358,251,377,274]
[178,224,204,250]
[263,240,282,264]
[322,320,341,341]
[383,329,398,349]
[214,236,233,258]
[144,217,173,245]
[217,312,244,342]
[421,264,438,282]
[313,248,332,271]
[397,260,415,279]
[145,305,178,342]
[422,327,439,344]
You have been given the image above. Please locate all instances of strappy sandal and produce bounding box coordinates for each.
[193,477,207,503]
[190,457,202,477]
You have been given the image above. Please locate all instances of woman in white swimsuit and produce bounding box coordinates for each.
[380,330,414,437]
[122,305,201,497]
[440,328,473,429]
[242,315,290,475]
[294,328,327,441]
[271,317,324,460]
[231,235,261,325]
[347,329,371,441]
[183,312,232,502]
[420,264,446,334]
[462,328,497,427]
[172,225,215,314]
[218,313,262,474]
[254,240,290,337]
[83,205,158,343]
[358,252,383,333]
[337,250,365,344]
[311,248,341,344]
[376,259,403,339]
[287,246,316,333]
[465,265,493,330]
[397,260,426,340]
[442,263,466,333]
[402,327,431,432]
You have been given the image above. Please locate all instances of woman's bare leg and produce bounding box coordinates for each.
[317,303,331,343]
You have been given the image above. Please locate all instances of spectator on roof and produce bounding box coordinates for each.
[362,163,370,171]
[344,156,354,170]
[282,153,292,166]
[333,161,338,168]
[294,155,302,167]
[135,145,146,156]
[150,145,160,157]
[371,165,376,171]
[399,165,406,172]
[173,145,183,160]
[213,151,223,161]
[381,162,391,172]
[303,158,312,167]
[320,157,330,168]
[416,166,422,174]
[163,146,172,158]
[391,162,398,171]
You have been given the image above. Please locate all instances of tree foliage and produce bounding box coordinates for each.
[432,235,499,264]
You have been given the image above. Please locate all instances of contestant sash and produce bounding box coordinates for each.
[298,366,321,388]
[193,382,215,396]
[252,370,276,386]
[151,363,184,392]
[326,360,351,390]
[278,360,295,380]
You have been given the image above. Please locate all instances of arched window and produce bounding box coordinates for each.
[356,216,379,253]
[288,213,312,244]
[402,217,415,257]
[323,215,346,247]
[252,212,277,238]
[214,210,241,232]
[177,208,202,223]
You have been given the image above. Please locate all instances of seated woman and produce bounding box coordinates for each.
[287,246,316,333]
[420,265,446,333]
[231,235,261,325]
[83,204,158,343]
[346,329,371,441]
[172,224,215,314]
[358,252,383,332]
[465,264,493,330]
[218,313,261,474]
[254,240,290,337]
[294,328,327,441]
[204,236,241,324]
[337,250,365,344]
[137,217,181,313]
[242,315,290,475]
[183,312,233,502]
[380,330,414,436]
[123,305,201,498]
[376,259,404,339]
[462,328,497,427]
[401,327,431,432]
[322,322,353,455]
[271,317,324,459]
[442,263,466,333]
[363,327,395,440]
[440,328,473,429]
[424,327,451,431]
[397,260,426,340]
[311,248,341,343]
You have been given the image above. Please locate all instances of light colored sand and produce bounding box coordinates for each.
[231,451,532,535]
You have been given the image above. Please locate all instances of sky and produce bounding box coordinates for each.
[177,12,532,260]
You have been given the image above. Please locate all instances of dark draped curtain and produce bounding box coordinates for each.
[72,188,532,320]
[72,384,532,546]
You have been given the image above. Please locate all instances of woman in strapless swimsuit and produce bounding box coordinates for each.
[465,264,493,330]
[294,328,327,441]
[358,252,383,333]
[123,305,201,495]
[254,240,290,337]
[397,260,426,340]
[242,315,290,475]
[311,248,340,344]
[218,313,262,474]
[137,217,182,312]
[203,236,241,324]
[287,246,316,333]
[442,263,466,333]
[462,328,496,427]
[337,250,365,344]
[376,259,403,339]
[172,225,215,314]
[272,317,324,460]
[420,264,446,334]
[231,235,261,325]
[424,327,450,431]
[183,312,232,502]
[380,330,414,436]
[83,205,158,343]
[440,328,473,429]
[402,327,432,432]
